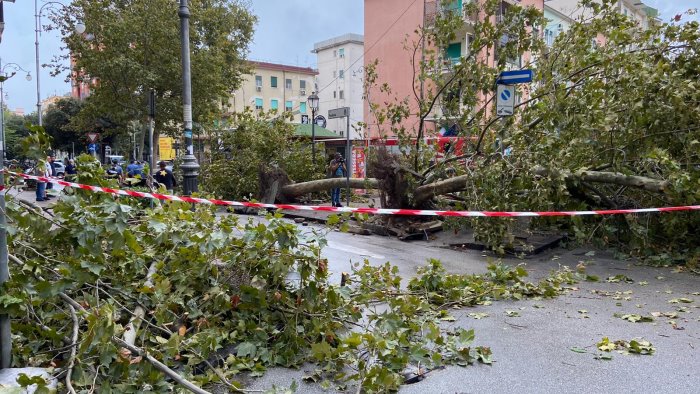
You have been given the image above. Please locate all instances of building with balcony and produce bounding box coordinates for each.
[547,0,659,30]
[225,61,318,125]
[364,0,544,139]
[364,0,658,139]
[312,33,365,140]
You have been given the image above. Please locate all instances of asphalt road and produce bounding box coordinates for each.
[248,221,700,394]
[7,190,699,393]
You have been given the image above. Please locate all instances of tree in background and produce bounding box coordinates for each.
[2,111,38,160]
[42,97,83,153]
[50,0,255,142]
[200,110,326,200]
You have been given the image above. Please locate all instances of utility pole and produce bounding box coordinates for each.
[178,0,199,195]
[148,89,155,177]
[0,57,32,370]
[0,59,9,370]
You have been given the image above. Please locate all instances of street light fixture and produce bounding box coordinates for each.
[178,0,200,195]
[307,92,319,162]
[0,59,32,370]
[35,0,86,126]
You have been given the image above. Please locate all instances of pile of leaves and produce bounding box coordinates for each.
[0,158,582,393]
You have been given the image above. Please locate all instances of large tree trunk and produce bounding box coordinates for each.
[274,169,669,207]
[280,178,379,198]
[413,170,669,205]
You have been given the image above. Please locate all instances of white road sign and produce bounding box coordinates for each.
[497,85,515,116]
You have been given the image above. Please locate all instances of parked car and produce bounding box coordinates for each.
[105,155,126,166]
[52,162,66,177]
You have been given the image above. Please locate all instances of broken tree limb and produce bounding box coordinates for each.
[113,337,212,394]
[414,175,471,205]
[577,171,669,193]
[124,262,157,347]
[280,178,379,198]
[57,291,210,394]
[414,168,670,205]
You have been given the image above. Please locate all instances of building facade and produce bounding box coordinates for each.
[547,0,658,29]
[364,0,657,138]
[364,0,544,139]
[312,33,365,140]
[226,61,318,125]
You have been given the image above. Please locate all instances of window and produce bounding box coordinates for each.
[285,100,293,111]
[300,80,306,89]
[255,75,262,87]
[285,79,292,89]
[255,98,263,110]
[333,91,337,99]
[271,76,278,88]
[339,90,344,99]
[333,50,337,57]
[339,70,344,79]
[338,48,345,58]
[300,102,307,114]
[271,99,279,111]
[446,43,461,65]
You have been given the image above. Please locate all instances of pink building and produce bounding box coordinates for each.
[364,0,544,139]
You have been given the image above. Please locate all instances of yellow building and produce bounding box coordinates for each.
[226,61,318,124]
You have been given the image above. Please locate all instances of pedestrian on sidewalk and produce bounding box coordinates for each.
[328,152,347,207]
[45,156,55,193]
[35,163,47,202]
[154,161,176,192]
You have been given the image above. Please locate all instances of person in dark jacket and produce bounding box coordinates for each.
[154,161,177,191]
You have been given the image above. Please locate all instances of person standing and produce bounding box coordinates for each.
[35,163,47,202]
[46,156,56,192]
[329,152,347,207]
[154,161,177,192]
[65,159,77,181]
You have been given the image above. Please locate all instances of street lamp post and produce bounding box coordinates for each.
[34,0,85,126]
[178,0,199,195]
[0,59,32,370]
[307,92,319,163]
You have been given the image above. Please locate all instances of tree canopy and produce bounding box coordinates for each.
[357,0,700,259]
[51,0,256,138]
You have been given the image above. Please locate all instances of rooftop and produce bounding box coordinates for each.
[312,33,364,53]
[249,61,318,75]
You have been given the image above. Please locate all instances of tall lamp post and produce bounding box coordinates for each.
[178,0,199,195]
[0,59,32,370]
[307,92,319,163]
[34,0,86,126]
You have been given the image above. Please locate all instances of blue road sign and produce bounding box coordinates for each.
[88,143,98,152]
[497,69,533,85]
[500,89,512,101]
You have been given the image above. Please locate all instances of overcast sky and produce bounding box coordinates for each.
[0,0,696,113]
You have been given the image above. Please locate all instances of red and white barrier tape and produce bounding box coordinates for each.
[5,171,700,218]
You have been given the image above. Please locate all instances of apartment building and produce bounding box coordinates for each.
[364,0,658,138]
[312,33,365,140]
[543,5,573,48]
[364,0,544,138]
[547,0,659,29]
[226,61,318,124]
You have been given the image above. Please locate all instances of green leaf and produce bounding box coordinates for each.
[237,342,257,358]
[570,347,587,354]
